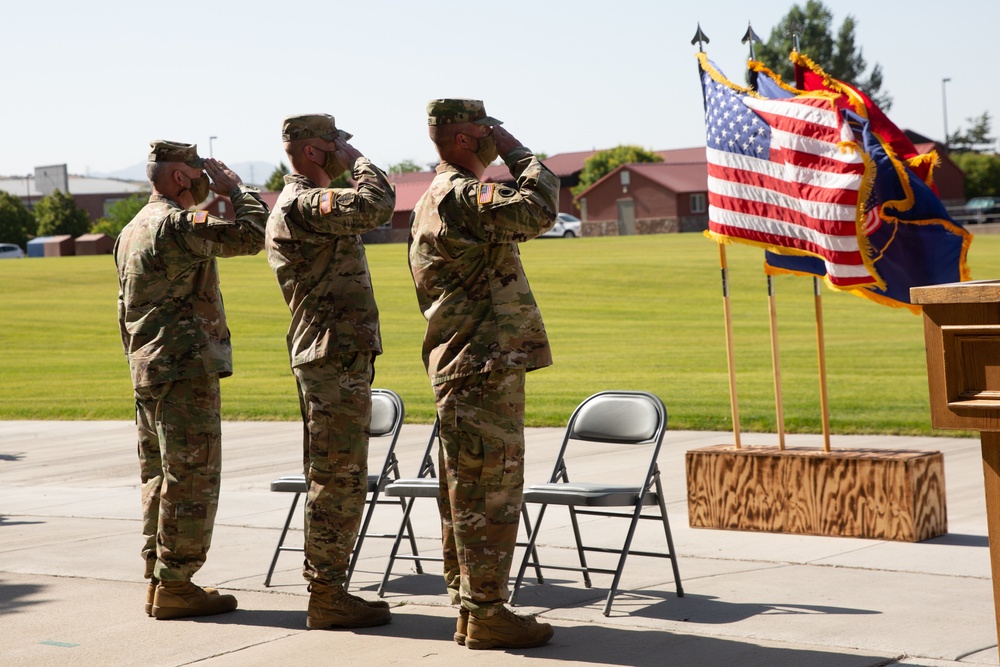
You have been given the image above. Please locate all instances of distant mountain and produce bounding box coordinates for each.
[93,160,279,188]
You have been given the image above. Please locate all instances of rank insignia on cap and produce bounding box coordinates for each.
[477,183,495,205]
[192,211,208,224]
[319,190,334,214]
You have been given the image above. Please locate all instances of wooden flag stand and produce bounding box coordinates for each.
[685,256,947,542]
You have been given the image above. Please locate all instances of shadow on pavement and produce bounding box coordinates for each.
[0,579,48,616]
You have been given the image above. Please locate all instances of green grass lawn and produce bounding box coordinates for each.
[1,232,995,434]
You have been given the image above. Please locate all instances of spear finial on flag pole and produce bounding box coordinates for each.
[742,21,762,90]
[741,21,761,60]
[691,23,710,52]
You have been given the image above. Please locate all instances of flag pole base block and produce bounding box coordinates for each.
[685,445,947,542]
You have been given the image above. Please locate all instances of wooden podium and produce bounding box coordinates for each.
[911,280,1000,650]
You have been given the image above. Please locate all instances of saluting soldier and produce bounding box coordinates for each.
[265,114,395,629]
[408,99,560,650]
[115,140,268,619]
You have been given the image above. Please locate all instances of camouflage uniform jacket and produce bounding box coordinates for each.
[266,158,395,368]
[115,187,268,389]
[409,147,560,385]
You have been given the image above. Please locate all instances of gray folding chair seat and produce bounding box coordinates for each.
[263,389,418,589]
[511,390,683,616]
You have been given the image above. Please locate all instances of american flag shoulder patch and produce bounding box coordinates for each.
[319,190,334,214]
[192,211,208,225]
[477,183,495,205]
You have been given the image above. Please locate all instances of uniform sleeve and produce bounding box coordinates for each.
[452,147,559,244]
[177,185,268,258]
[293,158,396,235]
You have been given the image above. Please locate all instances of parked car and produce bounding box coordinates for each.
[963,197,1000,224]
[0,243,25,259]
[540,213,582,238]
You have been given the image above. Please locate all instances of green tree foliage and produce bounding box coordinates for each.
[952,152,1000,199]
[388,159,422,175]
[265,162,289,191]
[572,145,662,198]
[34,190,91,238]
[90,192,149,237]
[755,1,891,109]
[0,191,37,251]
[949,112,995,153]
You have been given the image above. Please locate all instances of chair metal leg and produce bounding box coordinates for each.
[264,492,301,587]
[510,503,548,606]
[519,504,544,583]
[655,481,683,597]
[567,506,593,588]
[397,495,424,575]
[377,495,419,597]
[602,502,646,616]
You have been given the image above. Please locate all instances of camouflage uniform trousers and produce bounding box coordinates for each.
[293,352,373,586]
[135,373,222,582]
[433,368,526,617]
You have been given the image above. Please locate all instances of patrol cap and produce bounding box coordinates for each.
[281,114,353,142]
[426,99,502,126]
[148,140,205,167]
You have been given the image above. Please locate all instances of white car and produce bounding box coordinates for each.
[540,213,582,238]
[0,243,25,259]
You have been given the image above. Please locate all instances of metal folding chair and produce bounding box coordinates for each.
[263,388,418,589]
[376,418,441,596]
[511,390,683,615]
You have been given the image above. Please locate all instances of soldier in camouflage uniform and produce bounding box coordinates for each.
[408,99,560,650]
[265,114,395,629]
[115,140,268,619]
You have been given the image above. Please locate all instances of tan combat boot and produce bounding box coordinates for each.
[146,578,223,616]
[465,606,553,650]
[145,577,158,616]
[307,583,392,629]
[454,607,470,645]
[151,581,238,620]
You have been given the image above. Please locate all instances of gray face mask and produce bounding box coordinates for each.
[188,173,210,205]
[474,133,499,168]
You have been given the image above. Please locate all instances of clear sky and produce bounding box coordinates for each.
[1,0,996,179]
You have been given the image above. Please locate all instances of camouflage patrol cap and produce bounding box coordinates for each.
[426,99,503,126]
[148,140,205,167]
[281,114,353,142]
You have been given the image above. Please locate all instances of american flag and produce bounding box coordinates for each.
[699,55,875,289]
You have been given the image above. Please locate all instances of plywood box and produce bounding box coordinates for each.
[686,445,946,542]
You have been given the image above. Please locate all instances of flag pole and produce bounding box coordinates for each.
[720,244,742,449]
[813,277,832,451]
[767,275,786,448]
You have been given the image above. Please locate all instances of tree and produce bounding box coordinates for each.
[388,159,422,175]
[265,162,289,191]
[91,192,149,237]
[0,191,36,251]
[755,1,891,109]
[951,152,1000,199]
[33,189,91,238]
[571,145,662,198]
[949,112,995,153]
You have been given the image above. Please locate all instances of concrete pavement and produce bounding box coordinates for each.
[1,420,997,666]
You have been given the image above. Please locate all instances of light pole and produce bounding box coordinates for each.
[941,78,951,148]
[209,135,217,158]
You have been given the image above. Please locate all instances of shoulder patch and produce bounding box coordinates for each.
[192,211,209,225]
[319,190,334,214]
[477,183,495,205]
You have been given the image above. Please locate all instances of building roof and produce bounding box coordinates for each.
[0,175,145,197]
[393,172,435,211]
[482,146,708,184]
[576,161,708,200]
